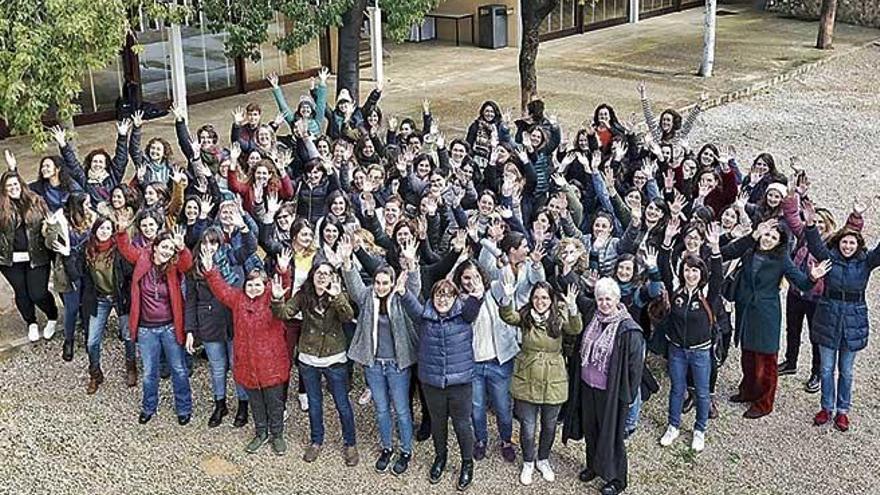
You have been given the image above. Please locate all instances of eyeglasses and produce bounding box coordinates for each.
[435,291,456,300]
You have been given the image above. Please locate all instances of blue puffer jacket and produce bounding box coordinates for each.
[806,225,880,352]
[402,292,482,389]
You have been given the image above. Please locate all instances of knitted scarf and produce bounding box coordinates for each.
[580,303,629,375]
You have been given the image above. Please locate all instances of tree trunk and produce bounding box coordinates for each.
[518,0,558,113]
[337,0,368,102]
[816,0,838,49]
[699,0,717,77]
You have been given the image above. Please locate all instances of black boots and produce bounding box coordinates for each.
[233,399,249,427]
[429,453,447,484]
[208,398,228,428]
[62,339,74,362]
[125,359,138,388]
[457,460,474,491]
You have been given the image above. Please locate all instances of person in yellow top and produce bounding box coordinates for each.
[499,277,581,486]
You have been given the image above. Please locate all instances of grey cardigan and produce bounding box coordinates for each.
[343,266,421,369]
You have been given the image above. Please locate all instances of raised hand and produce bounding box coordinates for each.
[232,106,245,126]
[132,110,144,128]
[318,67,330,85]
[253,181,264,206]
[810,259,833,281]
[644,245,658,268]
[664,215,681,243]
[337,234,354,266]
[422,98,431,114]
[853,197,870,216]
[401,237,419,262]
[49,125,67,147]
[172,224,186,251]
[265,191,281,217]
[530,243,546,264]
[271,274,286,299]
[52,239,71,257]
[394,270,409,295]
[170,102,187,121]
[199,195,215,218]
[563,283,580,310]
[267,72,279,88]
[200,243,214,271]
[754,218,779,239]
[136,163,146,183]
[116,119,132,137]
[451,229,467,252]
[327,275,342,297]
[277,246,293,273]
[229,142,241,167]
[706,222,722,248]
[636,81,647,99]
[501,268,516,299]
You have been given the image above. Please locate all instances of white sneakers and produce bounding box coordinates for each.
[520,461,534,486]
[692,430,706,452]
[660,425,706,452]
[535,459,555,482]
[27,323,40,342]
[358,388,372,405]
[298,393,309,412]
[43,320,57,340]
[659,425,680,447]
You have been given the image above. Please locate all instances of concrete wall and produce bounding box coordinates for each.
[770,0,880,28]
[432,0,520,48]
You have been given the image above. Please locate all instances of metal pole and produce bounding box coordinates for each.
[630,0,640,24]
[169,23,188,120]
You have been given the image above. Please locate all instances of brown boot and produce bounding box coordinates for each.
[126,359,138,388]
[87,367,104,395]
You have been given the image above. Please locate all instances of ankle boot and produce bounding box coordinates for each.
[208,398,229,428]
[86,366,104,395]
[457,459,474,491]
[125,359,138,388]
[233,399,249,428]
[62,339,74,362]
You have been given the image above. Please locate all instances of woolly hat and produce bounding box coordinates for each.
[336,88,353,105]
[298,94,316,113]
[765,182,787,198]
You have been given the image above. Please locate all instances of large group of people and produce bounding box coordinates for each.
[1,71,877,495]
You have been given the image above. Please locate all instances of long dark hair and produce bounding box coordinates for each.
[519,282,562,338]
[0,171,48,229]
[192,226,225,278]
[38,155,76,192]
[65,192,93,233]
[298,262,338,312]
[85,216,116,262]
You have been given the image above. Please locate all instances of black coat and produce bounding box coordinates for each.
[185,274,233,342]
[563,311,644,480]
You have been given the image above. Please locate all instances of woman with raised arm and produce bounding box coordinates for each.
[657,222,723,452]
[202,244,291,455]
[803,198,880,431]
[498,278,581,486]
[0,159,58,342]
[272,262,358,467]
[341,235,420,475]
[723,218,831,419]
[401,276,484,491]
[50,122,131,205]
[115,220,193,426]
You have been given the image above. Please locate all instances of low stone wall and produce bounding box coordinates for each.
[769,0,880,29]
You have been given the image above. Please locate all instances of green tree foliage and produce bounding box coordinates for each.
[0,0,129,149]
[200,0,438,61]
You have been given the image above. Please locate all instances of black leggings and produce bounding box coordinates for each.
[422,382,474,461]
[0,262,58,325]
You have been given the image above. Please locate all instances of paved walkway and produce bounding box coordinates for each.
[0,3,878,349]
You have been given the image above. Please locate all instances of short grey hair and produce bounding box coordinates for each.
[594,277,621,302]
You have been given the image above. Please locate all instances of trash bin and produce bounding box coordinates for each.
[478,4,507,49]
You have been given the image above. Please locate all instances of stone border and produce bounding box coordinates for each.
[679,37,880,115]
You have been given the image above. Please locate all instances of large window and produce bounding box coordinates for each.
[76,55,124,114]
[180,11,236,94]
[540,0,579,36]
[584,0,629,27]
[245,12,323,83]
[640,0,676,17]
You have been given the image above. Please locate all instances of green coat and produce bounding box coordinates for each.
[725,236,813,354]
[271,291,354,358]
[500,303,582,405]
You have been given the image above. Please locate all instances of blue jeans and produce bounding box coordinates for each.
[300,361,356,446]
[203,340,247,401]
[139,324,192,416]
[668,345,711,432]
[87,296,134,368]
[364,359,413,453]
[61,278,86,342]
[625,388,642,435]
[472,358,514,445]
[819,345,857,414]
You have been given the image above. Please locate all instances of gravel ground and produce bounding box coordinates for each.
[2,46,880,495]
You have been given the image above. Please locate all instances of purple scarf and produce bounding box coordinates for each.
[580,304,629,390]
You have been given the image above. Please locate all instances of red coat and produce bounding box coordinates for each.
[204,268,291,389]
[227,170,294,216]
[115,231,193,344]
